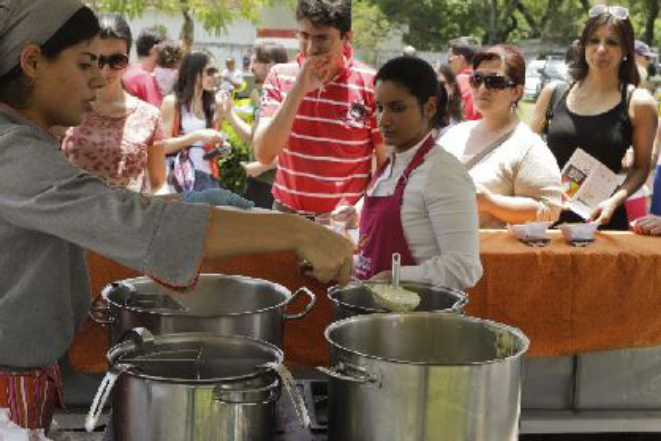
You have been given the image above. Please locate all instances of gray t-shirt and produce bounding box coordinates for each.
[0,107,211,368]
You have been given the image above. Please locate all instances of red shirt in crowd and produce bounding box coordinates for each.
[455,66,481,121]
[123,63,163,108]
[260,45,383,215]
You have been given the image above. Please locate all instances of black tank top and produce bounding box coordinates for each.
[546,83,633,230]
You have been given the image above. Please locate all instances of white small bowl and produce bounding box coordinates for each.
[508,222,553,241]
[557,223,599,242]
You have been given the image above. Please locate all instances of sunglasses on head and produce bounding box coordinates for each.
[205,67,219,76]
[98,54,129,70]
[468,72,517,91]
[588,5,628,20]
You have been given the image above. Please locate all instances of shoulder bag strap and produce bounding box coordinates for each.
[543,81,570,135]
[463,128,517,171]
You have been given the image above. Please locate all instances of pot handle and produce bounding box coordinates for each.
[88,294,115,326]
[213,378,281,405]
[85,363,130,432]
[453,295,469,313]
[107,327,156,364]
[317,362,378,385]
[283,287,316,320]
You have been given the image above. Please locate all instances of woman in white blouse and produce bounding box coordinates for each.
[354,56,482,290]
[438,45,563,228]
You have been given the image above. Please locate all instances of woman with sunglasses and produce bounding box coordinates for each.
[354,56,482,290]
[61,13,166,194]
[438,45,563,228]
[159,51,228,192]
[531,5,658,230]
[0,1,354,436]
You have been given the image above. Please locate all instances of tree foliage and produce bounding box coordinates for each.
[365,0,660,50]
[88,0,276,47]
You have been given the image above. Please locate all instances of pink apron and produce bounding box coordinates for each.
[355,135,436,279]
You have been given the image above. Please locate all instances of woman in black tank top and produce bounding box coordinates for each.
[531,7,658,230]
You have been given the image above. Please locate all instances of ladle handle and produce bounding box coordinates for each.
[392,253,401,289]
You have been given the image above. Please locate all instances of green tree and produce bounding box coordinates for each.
[366,0,659,49]
[352,0,393,65]
[88,0,275,48]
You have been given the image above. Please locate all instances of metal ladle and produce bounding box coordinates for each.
[369,253,421,312]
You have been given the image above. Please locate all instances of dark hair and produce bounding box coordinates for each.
[573,13,639,86]
[254,42,289,64]
[449,37,479,63]
[473,44,526,87]
[564,39,581,80]
[157,40,183,69]
[436,63,463,123]
[375,56,449,129]
[174,50,216,128]
[98,13,132,56]
[135,26,166,58]
[296,0,351,36]
[0,6,99,109]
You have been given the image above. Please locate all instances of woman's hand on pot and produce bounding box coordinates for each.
[183,188,255,209]
[295,219,355,285]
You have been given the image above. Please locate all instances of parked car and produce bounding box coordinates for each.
[523,59,568,102]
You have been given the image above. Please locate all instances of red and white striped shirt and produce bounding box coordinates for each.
[260,45,383,215]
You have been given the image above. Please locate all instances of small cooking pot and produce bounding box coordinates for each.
[327,280,468,320]
[91,274,315,347]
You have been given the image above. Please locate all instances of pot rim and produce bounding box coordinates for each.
[327,281,468,314]
[324,311,530,367]
[109,331,284,384]
[105,274,294,317]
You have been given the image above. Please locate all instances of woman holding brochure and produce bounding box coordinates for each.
[531,5,657,230]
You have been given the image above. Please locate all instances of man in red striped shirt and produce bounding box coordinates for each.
[253,0,386,218]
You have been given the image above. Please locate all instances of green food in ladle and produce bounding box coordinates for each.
[370,253,420,312]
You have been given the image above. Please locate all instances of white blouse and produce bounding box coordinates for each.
[438,121,563,228]
[367,133,483,290]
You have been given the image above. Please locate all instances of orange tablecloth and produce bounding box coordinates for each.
[69,230,661,372]
[466,230,661,356]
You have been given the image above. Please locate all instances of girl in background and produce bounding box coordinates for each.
[62,13,166,194]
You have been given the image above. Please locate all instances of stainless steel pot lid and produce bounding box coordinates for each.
[108,329,284,383]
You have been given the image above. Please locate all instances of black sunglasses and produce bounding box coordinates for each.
[98,54,129,70]
[468,72,517,91]
[206,67,219,76]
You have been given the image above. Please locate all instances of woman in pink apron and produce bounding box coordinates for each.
[354,56,483,290]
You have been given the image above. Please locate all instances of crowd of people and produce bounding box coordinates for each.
[0,0,660,437]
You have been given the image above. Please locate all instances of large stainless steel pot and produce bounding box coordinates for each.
[91,274,315,347]
[328,280,468,320]
[318,312,529,441]
[86,328,309,441]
